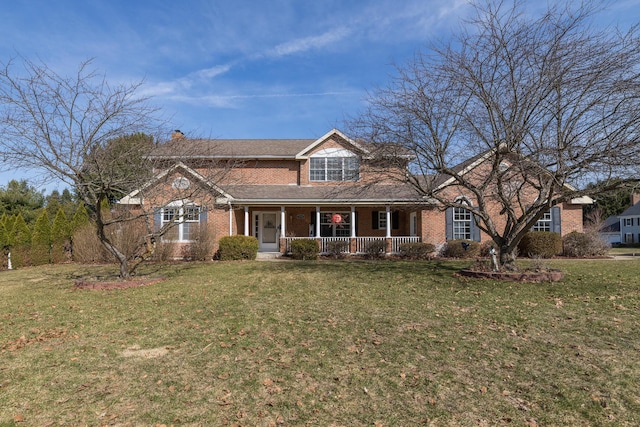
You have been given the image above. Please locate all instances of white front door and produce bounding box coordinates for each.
[410,212,417,236]
[255,212,280,251]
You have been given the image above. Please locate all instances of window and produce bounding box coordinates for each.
[377,211,387,229]
[530,207,561,234]
[446,198,480,242]
[624,218,634,227]
[533,211,552,232]
[319,212,351,237]
[309,147,360,182]
[452,206,472,240]
[157,203,203,242]
[309,157,359,181]
[371,210,399,230]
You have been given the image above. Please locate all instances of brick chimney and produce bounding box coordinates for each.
[171,129,185,140]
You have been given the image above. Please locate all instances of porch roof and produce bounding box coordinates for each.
[218,183,433,206]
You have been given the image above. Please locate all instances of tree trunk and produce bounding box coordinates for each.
[94,203,132,280]
[500,245,518,271]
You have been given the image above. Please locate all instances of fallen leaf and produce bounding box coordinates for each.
[13,414,25,423]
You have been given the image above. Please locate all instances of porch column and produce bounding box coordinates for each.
[244,206,249,236]
[315,207,321,238]
[228,202,233,236]
[385,206,392,238]
[350,206,356,238]
[280,206,286,236]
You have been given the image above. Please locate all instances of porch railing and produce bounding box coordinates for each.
[281,236,421,255]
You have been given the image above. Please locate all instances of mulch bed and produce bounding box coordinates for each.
[74,276,165,290]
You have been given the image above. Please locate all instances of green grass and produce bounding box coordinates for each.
[1,259,639,426]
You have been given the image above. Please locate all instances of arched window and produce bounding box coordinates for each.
[446,198,480,241]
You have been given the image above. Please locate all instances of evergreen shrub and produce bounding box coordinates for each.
[441,239,481,258]
[290,238,319,260]
[218,235,259,260]
[398,242,435,259]
[518,231,562,258]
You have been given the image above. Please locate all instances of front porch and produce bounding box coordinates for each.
[281,236,421,255]
[232,205,422,254]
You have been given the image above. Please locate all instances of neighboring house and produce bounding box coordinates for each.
[614,194,640,244]
[600,215,622,245]
[599,194,640,245]
[120,129,589,257]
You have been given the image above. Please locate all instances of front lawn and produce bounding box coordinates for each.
[1,259,639,426]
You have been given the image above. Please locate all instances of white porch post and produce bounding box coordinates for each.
[280,206,286,236]
[315,207,321,238]
[350,206,356,238]
[385,206,391,238]
[244,206,249,236]
[228,202,233,236]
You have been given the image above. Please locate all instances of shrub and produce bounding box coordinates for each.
[364,239,386,259]
[326,240,350,259]
[563,231,609,257]
[290,238,319,260]
[441,239,481,258]
[152,240,177,262]
[398,242,435,259]
[182,226,215,261]
[10,214,32,268]
[71,223,111,263]
[51,208,71,264]
[218,235,259,260]
[518,231,562,258]
[31,211,52,266]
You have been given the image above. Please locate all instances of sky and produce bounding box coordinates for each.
[1,0,640,190]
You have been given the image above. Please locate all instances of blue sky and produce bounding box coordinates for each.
[1,0,640,189]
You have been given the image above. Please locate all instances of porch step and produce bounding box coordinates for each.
[256,252,283,260]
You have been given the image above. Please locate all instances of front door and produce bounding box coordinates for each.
[255,212,280,251]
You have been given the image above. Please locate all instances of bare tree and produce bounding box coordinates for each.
[352,0,640,269]
[0,58,174,278]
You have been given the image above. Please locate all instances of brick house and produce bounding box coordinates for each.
[120,129,589,257]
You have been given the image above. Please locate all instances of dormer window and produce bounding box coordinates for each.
[309,148,359,182]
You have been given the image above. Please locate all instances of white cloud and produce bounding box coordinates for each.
[267,27,351,58]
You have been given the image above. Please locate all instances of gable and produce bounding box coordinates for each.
[119,161,231,205]
[295,129,367,159]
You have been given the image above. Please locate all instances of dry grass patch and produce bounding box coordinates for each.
[0,259,639,425]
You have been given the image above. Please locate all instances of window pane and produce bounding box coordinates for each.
[453,207,471,239]
[163,207,178,222]
[182,221,199,241]
[184,206,200,221]
[533,211,552,232]
[326,158,342,181]
[163,226,179,242]
[344,157,360,180]
[310,158,325,181]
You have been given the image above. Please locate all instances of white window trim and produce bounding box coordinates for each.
[309,152,360,182]
[533,211,552,232]
[161,202,201,242]
[452,198,472,240]
[319,211,351,237]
